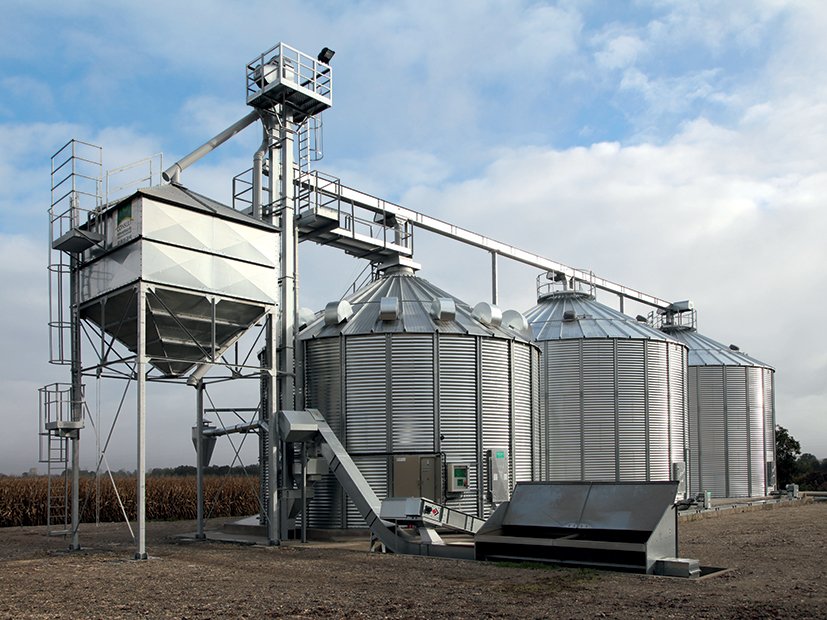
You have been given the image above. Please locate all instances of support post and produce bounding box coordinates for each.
[276,106,298,541]
[195,380,205,540]
[135,284,147,560]
[69,196,82,551]
[267,406,280,544]
[300,442,307,543]
[491,251,498,305]
[265,309,280,544]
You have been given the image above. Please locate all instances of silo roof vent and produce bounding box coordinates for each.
[324,300,353,325]
[502,309,531,339]
[562,310,577,322]
[430,298,456,321]
[379,296,401,321]
[472,302,503,327]
[298,307,317,330]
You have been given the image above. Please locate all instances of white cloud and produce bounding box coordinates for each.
[2,1,827,473]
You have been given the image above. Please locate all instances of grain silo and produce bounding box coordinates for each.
[299,265,541,528]
[660,321,776,498]
[525,277,688,494]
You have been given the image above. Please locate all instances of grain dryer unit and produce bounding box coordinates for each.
[74,184,278,377]
[300,266,541,528]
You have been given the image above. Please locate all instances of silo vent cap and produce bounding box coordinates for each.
[472,302,503,327]
[298,307,317,330]
[562,310,577,322]
[502,309,531,339]
[431,298,456,321]
[324,300,353,325]
[379,296,401,321]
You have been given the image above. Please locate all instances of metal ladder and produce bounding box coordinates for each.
[38,383,74,536]
[45,435,70,535]
[296,114,322,176]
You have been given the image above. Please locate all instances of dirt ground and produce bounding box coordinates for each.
[0,501,824,619]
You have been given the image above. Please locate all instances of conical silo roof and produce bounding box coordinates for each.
[300,269,530,341]
[524,290,677,342]
[663,328,772,369]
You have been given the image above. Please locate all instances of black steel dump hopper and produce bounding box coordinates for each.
[475,481,679,573]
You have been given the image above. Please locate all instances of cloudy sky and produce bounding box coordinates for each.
[1,0,825,474]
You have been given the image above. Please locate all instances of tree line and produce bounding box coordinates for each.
[776,425,826,491]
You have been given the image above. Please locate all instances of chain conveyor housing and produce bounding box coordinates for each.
[279,409,477,559]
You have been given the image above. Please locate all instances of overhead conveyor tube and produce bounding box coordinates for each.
[162,111,259,183]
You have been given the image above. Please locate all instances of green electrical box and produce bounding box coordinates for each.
[447,462,470,493]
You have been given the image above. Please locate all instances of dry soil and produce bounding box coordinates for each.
[0,501,824,619]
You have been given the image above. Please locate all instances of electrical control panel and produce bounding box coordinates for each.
[447,462,470,493]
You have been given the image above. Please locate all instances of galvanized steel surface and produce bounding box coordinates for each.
[525,291,677,342]
[303,273,540,528]
[665,328,772,368]
[527,292,689,487]
[689,365,775,497]
[668,327,775,498]
[300,272,531,340]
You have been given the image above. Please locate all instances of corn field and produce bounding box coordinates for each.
[0,475,260,527]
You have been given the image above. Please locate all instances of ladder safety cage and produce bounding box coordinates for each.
[48,140,102,365]
[38,382,85,535]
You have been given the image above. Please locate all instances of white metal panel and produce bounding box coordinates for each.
[438,336,480,516]
[582,340,616,480]
[764,369,776,486]
[747,366,766,496]
[668,343,688,467]
[390,335,435,452]
[546,340,583,480]
[141,198,278,267]
[345,336,387,453]
[512,343,533,483]
[481,338,511,514]
[696,368,727,497]
[688,367,701,495]
[532,347,543,480]
[305,339,343,437]
[646,341,671,481]
[617,340,647,481]
[726,367,749,497]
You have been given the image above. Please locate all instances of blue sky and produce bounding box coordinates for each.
[1,0,825,473]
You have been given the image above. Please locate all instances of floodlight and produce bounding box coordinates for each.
[318,47,335,64]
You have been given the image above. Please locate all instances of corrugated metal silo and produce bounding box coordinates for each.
[661,326,776,498]
[525,281,688,493]
[300,267,541,528]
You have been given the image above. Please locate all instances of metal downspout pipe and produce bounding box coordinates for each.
[162,110,259,184]
[252,117,269,219]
